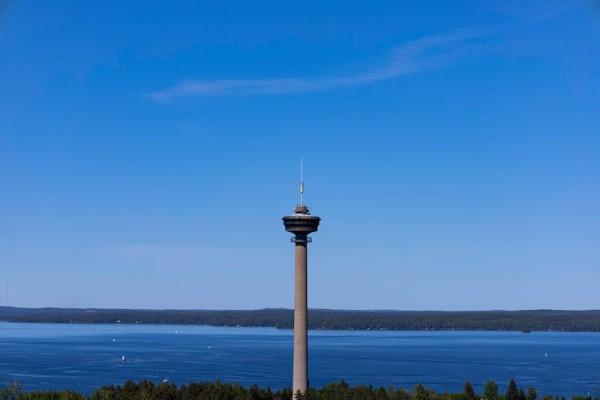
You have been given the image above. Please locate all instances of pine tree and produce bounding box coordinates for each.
[484,381,499,400]
[465,382,476,400]
[527,388,538,400]
[414,384,430,400]
[507,379,519,400]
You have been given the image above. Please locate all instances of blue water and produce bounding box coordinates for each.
[0,322,599,397]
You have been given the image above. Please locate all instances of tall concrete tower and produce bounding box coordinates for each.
[282,165,320,399]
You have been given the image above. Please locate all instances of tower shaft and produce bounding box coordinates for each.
[293,237,308,397]
[283,201,320,399]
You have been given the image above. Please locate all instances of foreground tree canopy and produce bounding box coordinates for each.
[0,380,595,400]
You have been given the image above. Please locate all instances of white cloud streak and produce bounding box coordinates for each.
[148,32,479,102]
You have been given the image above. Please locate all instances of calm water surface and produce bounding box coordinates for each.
[0,322,599,396]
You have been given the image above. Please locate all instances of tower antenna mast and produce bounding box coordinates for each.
[300,158,304,206]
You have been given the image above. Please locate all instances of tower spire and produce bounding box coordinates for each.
[300,157,304,206]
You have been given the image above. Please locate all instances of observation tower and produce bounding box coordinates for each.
[282,161,321,398]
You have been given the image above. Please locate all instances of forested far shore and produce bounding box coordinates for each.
[2,307,600,331]
[0,379,597,400]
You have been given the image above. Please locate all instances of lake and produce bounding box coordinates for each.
[0,322,599,396]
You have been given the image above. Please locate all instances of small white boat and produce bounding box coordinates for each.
[121,355,127,362]
[544,352,548,357]
[162,378,169,383]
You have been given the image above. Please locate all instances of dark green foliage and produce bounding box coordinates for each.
[3,381,599,400]
[528,388,538,400]
[387,385,396,399]
[507,379,519,400]
[414,385,430,400]
[23,393,84,400]
[2,307,600,332]
[394,389,411,400]
[0,382,23,400]
[519,390,527,400]
[483,381,499,400]
[464,382,475,400]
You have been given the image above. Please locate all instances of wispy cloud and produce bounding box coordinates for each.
[148,32,480,102]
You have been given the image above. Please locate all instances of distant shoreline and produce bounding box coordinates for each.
[2,307,600,332]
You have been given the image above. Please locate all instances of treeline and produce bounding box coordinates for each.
[0,380,596,400]
[2,307,600,331]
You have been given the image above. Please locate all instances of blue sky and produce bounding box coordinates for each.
[1,1,599,310]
